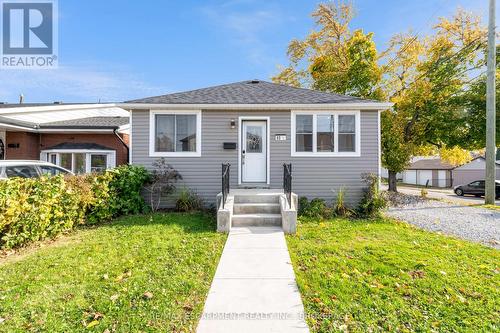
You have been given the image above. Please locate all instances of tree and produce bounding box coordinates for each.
[381,9,486,191]
[381,111,412,191]
[272,2,488,192]
[450,47,500,149]
[440,146,472,166]
[272,1,384,100]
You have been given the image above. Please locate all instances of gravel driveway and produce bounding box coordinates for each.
[386,199,500,249]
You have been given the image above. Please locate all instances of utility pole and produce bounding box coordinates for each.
[485,0,497,205]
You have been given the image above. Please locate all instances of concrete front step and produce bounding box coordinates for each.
[232,214,282,227]
[234,195,280,204]
[233,203,281,214]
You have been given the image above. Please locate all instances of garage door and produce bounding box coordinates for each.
[417,170,433,186]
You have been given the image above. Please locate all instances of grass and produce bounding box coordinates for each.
[287,217,499,332]
[0,213,226,332]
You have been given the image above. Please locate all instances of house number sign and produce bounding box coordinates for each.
[274,134,287,141]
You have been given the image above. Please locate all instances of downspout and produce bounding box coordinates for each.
[113,129,130,164]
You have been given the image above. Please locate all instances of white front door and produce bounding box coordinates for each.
[241,120,267,183]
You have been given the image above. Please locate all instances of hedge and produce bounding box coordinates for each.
[0,165,150,249]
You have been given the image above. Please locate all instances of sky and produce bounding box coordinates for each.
[0,0,494,103]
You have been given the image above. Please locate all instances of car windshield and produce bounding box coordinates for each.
[5,165,39,178]
[39,165,70,176]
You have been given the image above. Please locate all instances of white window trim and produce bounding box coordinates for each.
[149,110,202,157]
[291,110,361,157]
[39,149,116,173]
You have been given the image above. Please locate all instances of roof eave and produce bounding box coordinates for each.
[118,102,393,111]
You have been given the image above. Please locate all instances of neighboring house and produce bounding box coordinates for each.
[401,158,454,188]
[122,80,391,207]
[0,103,129,173]
[452,157,500,186]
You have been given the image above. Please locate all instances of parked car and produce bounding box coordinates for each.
[454,180,500,198]
[0,160,73,179]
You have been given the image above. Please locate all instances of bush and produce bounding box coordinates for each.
[332,187,354,217]
[298,196,310,216]
[175,188,203,212]
[0,165,150,249]
[298,197,331,219]
[357,173,387,217]
[108,164,150,216]
[144,158,182,212]
[420,188,428,198]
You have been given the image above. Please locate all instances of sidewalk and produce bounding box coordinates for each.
[197,226,309,333]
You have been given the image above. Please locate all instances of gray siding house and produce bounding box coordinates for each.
[122,80,391,208]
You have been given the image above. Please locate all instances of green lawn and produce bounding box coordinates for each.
[0,213,226,332]
[287,218,499,332]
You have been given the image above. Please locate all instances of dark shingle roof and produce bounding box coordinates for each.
[125,80,376,104]
[408,158,455,170]
[40,116,129,129]
[44,142,114,150]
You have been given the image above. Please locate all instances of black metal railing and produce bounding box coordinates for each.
[283,163,292,208]
[221,163,230,208]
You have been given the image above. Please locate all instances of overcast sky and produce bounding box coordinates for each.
[0,0,493,103]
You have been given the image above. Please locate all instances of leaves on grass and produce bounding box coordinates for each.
[408,270,425,279]
[143,292,153,300]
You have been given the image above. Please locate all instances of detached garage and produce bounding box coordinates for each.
[452,157,500,186]
[402,158,454,188]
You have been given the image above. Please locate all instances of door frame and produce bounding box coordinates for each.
[238,116,270,185]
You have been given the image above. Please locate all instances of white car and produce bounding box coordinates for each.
[0,160,73,179]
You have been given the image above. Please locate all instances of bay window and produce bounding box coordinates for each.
[150,110,201,157]
[292,111,360,156]
[40,150,115,174]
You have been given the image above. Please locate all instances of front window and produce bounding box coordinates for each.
[338,115,356,152]
[316,115,335,152]
[150,111,201,156]
[292,112,359,156]
[295,115,313,152]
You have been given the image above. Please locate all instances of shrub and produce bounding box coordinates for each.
[333,187,354,217]
[108,164,150,216]
[0,165,150,249]
[175,188,203,212]
[0,176,82,249]
[298,197,331,219]
[420,188,428,198]
[357,173,387,217]
[298,196,310,216]
[144,158,182,212]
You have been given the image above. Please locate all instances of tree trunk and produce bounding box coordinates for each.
[388,171,398,192]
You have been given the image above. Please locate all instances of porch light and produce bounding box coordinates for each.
[230,119,236,129]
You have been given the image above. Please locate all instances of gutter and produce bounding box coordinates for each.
[113,128,129,163]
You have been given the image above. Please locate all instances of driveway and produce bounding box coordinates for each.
[386,199,500,248]
[381,184,500,205]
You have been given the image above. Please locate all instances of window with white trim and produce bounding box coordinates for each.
[292,111,360,156]
[40,150,115,174]
[149,111,201,157]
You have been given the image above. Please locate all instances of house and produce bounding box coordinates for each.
[401,158,454,188]
[0,103,129,173]
[452,156,500,186]
[122,80,391,213]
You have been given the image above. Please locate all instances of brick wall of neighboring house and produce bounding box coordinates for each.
[5,131,40,160]
[5,131,129,166]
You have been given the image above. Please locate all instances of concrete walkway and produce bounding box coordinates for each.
[197,226,309,333]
